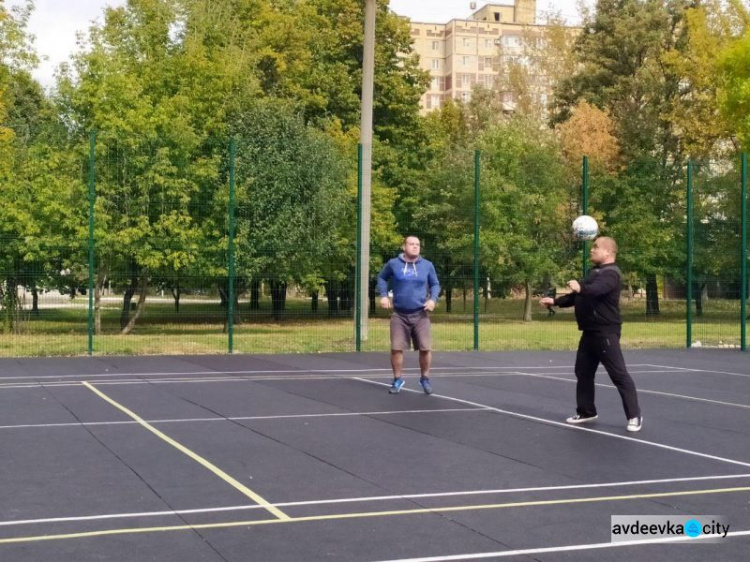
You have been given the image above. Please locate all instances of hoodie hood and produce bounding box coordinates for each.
[398,253,422,263]
[398,253,421,276]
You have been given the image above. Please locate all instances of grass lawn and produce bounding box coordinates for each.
[1,295,745,357]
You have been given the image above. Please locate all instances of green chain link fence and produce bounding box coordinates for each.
[1,134,747,356]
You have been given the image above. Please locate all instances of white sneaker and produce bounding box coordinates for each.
[566,414,598,424]
[627,416,643,432]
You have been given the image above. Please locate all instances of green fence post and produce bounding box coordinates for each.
[686,160,694,348]
[228,138,236,354]
[741,153,747,351]
[473,150,481,351]
[582,155,589,277]
[87,131,96,356]
[356,144,363,352]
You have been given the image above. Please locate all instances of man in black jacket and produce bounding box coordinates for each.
[540,237,643,433]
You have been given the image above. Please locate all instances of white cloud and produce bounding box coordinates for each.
[9,0,588,89]
[7,0,125,89]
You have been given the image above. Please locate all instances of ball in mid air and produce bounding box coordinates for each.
[572,215,598,241]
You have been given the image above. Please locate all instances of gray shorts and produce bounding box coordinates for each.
[390,310,432,351]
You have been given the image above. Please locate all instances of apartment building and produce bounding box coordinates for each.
[408,1,576,114]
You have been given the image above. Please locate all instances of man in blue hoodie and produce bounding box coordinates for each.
[377,236,441,395]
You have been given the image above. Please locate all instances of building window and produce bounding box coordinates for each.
[461,92,471,102]
[432,95,441,108]
[431,77,440,90]
[484,57,493,67]
[463,38,472,48]
[432,59,440,70]
[484,74,494,87]
[494,12,501,22]
[485,39,493,49]
[503,35,522,48]
[432,41,439,51]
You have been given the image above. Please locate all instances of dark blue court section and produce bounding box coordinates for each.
[0,349,748,561]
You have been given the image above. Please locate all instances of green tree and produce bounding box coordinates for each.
[231,100,349,319]
[552,0,694,314]
[663,1,745,159]
[0,0,50,332]
[718,1,750,149]
[57,0,210,334]
[480,117,572,321]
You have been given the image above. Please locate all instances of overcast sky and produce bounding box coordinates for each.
[8,0,590,89]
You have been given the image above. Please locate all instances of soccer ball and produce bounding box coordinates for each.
[572,215,598,241]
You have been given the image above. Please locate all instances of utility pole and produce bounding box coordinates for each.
[357,0,376,343]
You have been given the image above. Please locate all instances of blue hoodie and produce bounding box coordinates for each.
[376,254,440,313]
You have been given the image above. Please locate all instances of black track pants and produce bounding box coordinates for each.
[574,331,641,420]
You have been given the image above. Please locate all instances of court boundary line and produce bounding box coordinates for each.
[353,378,750,469]
[82,382,290,521]
[645,364,750,380]
[1,486,749,546]
[0,369,683,391]
[509,372,750,410]
[2,473,749,529]
[0,407,491,431]
[0,364,666,383]
[367,530,750,562]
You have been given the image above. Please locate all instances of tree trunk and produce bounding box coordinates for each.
[368,278,377,317]
[249,279,260,310]
[443,258,452,314]
[120,284,137,329]
[311,290,319,313]
[523,279,533,322]
[645,274,659,315]
[340,280,352,312]
[31,287,39,316]
[326,281,339,316]
[692,281,705,317]
[171,284,181,313]
[95,275,104,335]
[120,260,139,329]
[218,283,228,309]
[269,280,287,320]
[121,277,148,335]
[2,276,20,333]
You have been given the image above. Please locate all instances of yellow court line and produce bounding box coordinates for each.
[81,382,289,521]
[2,485,749,545]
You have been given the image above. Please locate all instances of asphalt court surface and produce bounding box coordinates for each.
[0,349,749,560]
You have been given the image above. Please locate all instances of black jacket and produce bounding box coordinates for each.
[554,263,622,334]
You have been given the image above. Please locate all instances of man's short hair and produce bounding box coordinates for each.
[595,236,618,255]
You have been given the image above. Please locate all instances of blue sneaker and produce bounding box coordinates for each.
[389,378,405,394]
[419,377,433,395]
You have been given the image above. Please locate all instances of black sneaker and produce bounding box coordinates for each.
[566,414,598,425]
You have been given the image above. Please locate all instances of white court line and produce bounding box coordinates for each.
[513,372,750,410]
[645,364,750,380]
[353,378,750,469]
[3,473,749,528]
[0,364,665,383]
[0,407,490,431]
[0,372,531,390]
[0,369,675,391]
[368,530,750,562]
